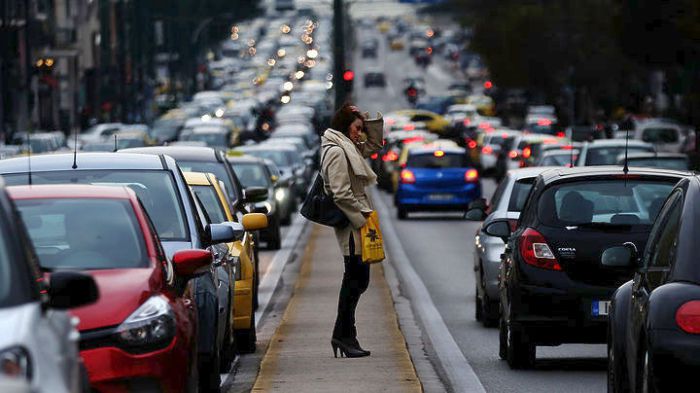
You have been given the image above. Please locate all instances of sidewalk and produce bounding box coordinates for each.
[252,224,422,393]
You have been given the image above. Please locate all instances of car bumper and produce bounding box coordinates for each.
[81,337,192,393]
[396,183,481,210]
[509,281,615,344]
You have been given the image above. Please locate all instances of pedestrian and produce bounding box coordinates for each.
[321,103,383,358]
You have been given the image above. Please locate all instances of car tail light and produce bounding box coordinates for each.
[407,88,417,97]
[522,146,532,159]
[434,150,445,157]
[403,123,416,131]
[370,153,378,159]
[482,145,493,154]
[518,228,562,271]
[465,169,478,182]
[400,169,416,184]
[463,118,471,126]
[556,131,566,138]
[537,119,553,126]
[508,150,519,159]
[676,301,700,334]
[382,150,399,162]
[467,140,478,149]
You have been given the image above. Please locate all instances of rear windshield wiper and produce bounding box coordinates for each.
[566,222,633,230]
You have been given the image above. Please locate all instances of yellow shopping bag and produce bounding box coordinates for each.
[360,211,385,264]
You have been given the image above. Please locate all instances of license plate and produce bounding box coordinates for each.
[428,194,454,201]
[592,300,611,316]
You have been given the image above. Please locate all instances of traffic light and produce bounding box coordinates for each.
[342,69,354,93]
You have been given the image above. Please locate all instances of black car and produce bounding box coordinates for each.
[608,175,700,392]
[361,39,378,58]
[364,72,386,88]
[485,167,688,369]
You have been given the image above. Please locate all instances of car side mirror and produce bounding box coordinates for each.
[172,249,212,278]
[206,223,237,245]
[484,219,511,242]
[48,271,99,309]
[465,208,488,221]
[243,186,269,204]
[242,213,268,231]
[601,242,638,267]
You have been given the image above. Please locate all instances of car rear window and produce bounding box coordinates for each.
[642,127,679,143]
[508,178,535,212]
[407,152,467,168]
[538,179,676,230]
[178,161,238,204]
[540,153,577,167]
[627,157,688,171]
[234,163,271,188]
[585,146,654,165]
[16,198,148,270]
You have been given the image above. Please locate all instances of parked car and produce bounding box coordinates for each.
[0,179,98,393]
[229,155,282,249]
[577,139,655,166]
[608,175,700,392]
[235,145,310,198]
[490,166,687,369]
[618,118,695,153]
[535,148,579,167]
[466,167,554,327]
[262,158,296,224]
[364,72,386,88]
[395,146,481,219]
[183,172,267,353]
[0,153,235,391]
[10,184,208,392]
[616,152,690,171]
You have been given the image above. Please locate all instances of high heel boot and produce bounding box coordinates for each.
[331,338,370,358]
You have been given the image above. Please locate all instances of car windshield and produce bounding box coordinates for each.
[151,119,181,138]
[177,160,237,204]
[181,132,228,148]
[538,180,676,230]
[234,163,270,188]
[3,170,189,241]
[191,186,227,224]
[540,153,577,166]
[642,127,679,143]
[585,146,654,165]
[508,179,535,212]
[16,198,148,270]
[627,158,688,171]
[244,150,292,167]
[407,152,467,168]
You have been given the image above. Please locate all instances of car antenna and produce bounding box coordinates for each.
[72,128,78,169]
[113,134,118,152]
[623,127,630,186]
[26,132,32,185]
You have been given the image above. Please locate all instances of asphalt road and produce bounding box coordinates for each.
[352,13,607,393]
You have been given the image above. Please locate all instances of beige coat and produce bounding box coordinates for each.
[320,115,383,256]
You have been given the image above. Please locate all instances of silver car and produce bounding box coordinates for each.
[0,180,97,393]
[466,167,555,327]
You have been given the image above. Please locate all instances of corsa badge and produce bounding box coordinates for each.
[558,247,576,259]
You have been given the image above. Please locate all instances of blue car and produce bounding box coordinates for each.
[395,146,481,219]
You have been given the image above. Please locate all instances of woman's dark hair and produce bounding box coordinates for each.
[331,103,364,136]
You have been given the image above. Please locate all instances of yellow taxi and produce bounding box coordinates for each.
[390,38,404,50]
[378,21,391,33]
[389,109,450,135]
[467,94,496,117]
[184,171,267,353]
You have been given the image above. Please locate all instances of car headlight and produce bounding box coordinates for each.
[116,296,176,353]
[231,256,242,281]
[274,188,286,202]
[0,347,31,380]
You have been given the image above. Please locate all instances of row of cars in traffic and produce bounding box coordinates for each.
[0,8,330,393]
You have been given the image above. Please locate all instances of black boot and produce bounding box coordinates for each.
[331,337,370,358]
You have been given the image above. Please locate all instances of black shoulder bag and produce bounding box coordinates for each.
[300,145,351,228]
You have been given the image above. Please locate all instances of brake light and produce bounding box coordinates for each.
[468,140,478,149]
[403,136,424,144]
[522,146,532,159]
[508,150,518,159]
[400,169,416,184]
[482,145,493,154]
[403,123,416,131]
[676,301,700,334]
[465,169,478,182]
[370,153,378,160]
[562,145,574,150]
[537,119,553,126]
[434,150,445,157]
[382,150,399,162]
[543,138,559,144]
[556,131,566,138]
[518,228,561,271]
[407,88,417,97]
[463,118,471,126]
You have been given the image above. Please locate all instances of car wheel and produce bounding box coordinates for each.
[505,304,535,369]
[475,283,484,322]
[267,218,282,250]
[640,346,657,393]
[397,206,408,220]
[220,308,235,371]
[498,314,507,360]
[236,316,257,354]
[481,294,499,328]
[607,336,629,393]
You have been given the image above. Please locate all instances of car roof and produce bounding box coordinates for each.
[227,155,264,164]
[121,146,219,161]
[542,148,579,156]
[624,152,688,159]
[539,165,690,184]
[0,152,167,173]
[237,145,296,152]
[7,184,134,200]
[586,139,653,147]
[508,166,562,180]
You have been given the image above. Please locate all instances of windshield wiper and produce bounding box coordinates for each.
[567,222,633,230]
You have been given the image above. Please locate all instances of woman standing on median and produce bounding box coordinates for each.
[321,103,383,358]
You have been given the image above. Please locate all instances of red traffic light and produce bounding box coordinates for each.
[343,70,355,81]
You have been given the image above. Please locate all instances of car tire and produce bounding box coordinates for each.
[220,309,235,372]
[506,321,535,369]
[481,294,499,328]
[607,335,629,393]
[199,352,221,393]
[475,284,484,322]
[397,206,408,220]
[236,316,257,354]
[639,345,657,393]
[498,316,507,360]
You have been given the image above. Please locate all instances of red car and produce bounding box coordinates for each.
[9,184,211,393]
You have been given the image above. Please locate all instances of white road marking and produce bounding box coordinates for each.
[374,190,487,393]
